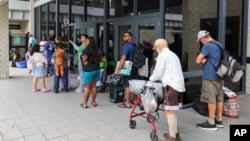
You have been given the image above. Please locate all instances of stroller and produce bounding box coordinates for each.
[129,79,164,141]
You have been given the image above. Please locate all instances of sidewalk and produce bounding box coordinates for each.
[0,66,249,141]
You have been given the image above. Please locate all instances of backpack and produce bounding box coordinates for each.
[210,42,244,83]
[27,55,36,70]
[130,42,146,68]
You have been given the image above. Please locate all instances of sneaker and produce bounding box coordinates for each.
[215,119,224,128]
[196,121,218,131]
[160,137,177,141]
[75,88,83,93]
[75,85,83,93]
[32,88,40,92]
[42,88,51,93]
[163,133,182,141]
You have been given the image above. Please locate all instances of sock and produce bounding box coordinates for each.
[174,114,178,134]
[216,117,222,121]
[208,119,215,125]
[167,115,177,138]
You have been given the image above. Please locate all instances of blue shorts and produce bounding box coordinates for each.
[81,70,100,84]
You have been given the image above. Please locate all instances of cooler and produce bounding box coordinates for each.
[109,84,124,103]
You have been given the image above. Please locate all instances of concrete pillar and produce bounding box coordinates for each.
[29,0,35,34]
[0,3,9,79]
[246,1,250,94]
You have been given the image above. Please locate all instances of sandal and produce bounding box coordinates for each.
[91,102,97,107]
[80,103,88,108]
[32,88,40,92]
[118,103,132,108]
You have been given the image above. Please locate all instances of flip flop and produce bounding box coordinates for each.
[118,103,132,108]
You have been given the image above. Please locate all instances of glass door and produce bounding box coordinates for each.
[107,21,132,74]
[108,17,160,74]
[134,17,160,76]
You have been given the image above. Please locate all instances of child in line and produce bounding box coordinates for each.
[96,49,107,93]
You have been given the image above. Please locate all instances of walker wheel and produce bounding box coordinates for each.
[150,132,158,141]
[129,120,136,129]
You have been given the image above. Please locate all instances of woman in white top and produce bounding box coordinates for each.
[149,39,185,141]
[30,44,50,93]
[39,36,47,54]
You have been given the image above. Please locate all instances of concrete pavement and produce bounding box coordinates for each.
[0,66,249,141]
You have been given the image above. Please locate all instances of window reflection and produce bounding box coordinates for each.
[72,0,83,6]
[87,0,104,21]
[59,0,69,40]
[41,5,47,38]
[138,0,160,14]
[164,0,184,70]
[109,0,133,18]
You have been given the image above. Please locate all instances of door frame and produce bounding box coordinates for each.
[134,17,161,44]
[69,22,99,44]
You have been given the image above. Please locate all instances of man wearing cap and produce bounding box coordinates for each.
[196,30,223,130]
[149,39,185,141]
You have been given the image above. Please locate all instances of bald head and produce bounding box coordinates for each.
[153,38,168,50]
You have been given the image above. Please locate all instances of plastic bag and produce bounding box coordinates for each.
[129,79,146,94]
[145,81,163,99]
[142,87,157,113]
[106,73,122,85]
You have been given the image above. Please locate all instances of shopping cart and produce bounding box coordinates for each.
[128,79,164,141]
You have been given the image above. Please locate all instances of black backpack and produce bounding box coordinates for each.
[130,42,146,68]
[192,96,208,117]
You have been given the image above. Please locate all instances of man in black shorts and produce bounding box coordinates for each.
[116,31,138,108]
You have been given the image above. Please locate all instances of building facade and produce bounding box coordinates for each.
[0,0,249,105]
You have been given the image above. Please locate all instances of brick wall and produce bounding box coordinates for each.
[0,3,9,79]
[183,0,242,71]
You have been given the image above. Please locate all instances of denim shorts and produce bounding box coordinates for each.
[81,70,100,84]
[32,66,45,77]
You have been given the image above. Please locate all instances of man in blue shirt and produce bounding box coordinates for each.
[28,34,37,49]
[44,36,55,76]
[196,30,223,131]
[116,31,138,108]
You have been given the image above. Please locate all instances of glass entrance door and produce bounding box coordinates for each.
[108,17,160,74]
[107,21,132,74]
[134,17,160,76]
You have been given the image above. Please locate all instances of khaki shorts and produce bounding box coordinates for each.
[201,79,223,104]
[163,86,183,110]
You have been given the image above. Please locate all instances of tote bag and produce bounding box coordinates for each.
[223,96,239,118]
[115,61,133,76]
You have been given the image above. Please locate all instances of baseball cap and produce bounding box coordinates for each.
[197,30,209,42]
[152,39,167,50]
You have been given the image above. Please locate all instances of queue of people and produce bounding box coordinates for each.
[25,30,223,141]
